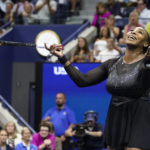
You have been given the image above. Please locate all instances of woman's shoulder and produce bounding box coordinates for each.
[102,11,111,17]
[102,57,121,68]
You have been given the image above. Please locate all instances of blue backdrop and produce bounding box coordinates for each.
[42,63,111,126]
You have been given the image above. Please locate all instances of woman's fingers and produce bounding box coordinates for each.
[44,43,64,58]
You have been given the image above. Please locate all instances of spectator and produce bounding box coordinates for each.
[4,1,14,23]
[135,0,150,27]
[105,15,120,42]
[106,0,121,17]
[0,129,13,150]
[4,121,21,148]
[0,0,12,19]
[69,0,76,15]
[43,92,76,150]
[21,2,38,24]
[15,127,37,150]
[13,0,33,24]
[70,37,94,63]
[93,26,110,62]
[34,0,57,24]
[97,38,121,63]
[91,2,111,35]
[119,11,143,44]
[31,121,55,150]
[65,111,104,150]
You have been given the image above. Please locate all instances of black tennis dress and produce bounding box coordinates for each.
[64,56,150,149]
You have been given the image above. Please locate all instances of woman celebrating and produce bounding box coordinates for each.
[45,26,150,150]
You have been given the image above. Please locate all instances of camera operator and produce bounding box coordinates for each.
[65,110,104,150]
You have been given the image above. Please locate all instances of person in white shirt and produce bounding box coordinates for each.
[34,0,57,24]
[93,26,110,62]
[98,38,121,63]
[137,0,150,27]
[0,0,12,18]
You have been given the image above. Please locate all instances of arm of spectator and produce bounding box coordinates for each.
[112,27,120,38]
[85,129,103,137]
[65,127,76,137]
[89,51,94,62]
[42,108,52,120]
[70,55,75,62]
[123,25,128,41]
[112,41,122,54]
[46,0,56,15]
[34,0,47,12]
[44,139,52,150]
[60,135,66,142]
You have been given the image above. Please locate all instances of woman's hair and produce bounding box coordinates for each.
[74,37,90,55]
[0,129,8,135]
[4,121,18,139]
[99,26,110,39]
[39,121,53,132]
[21,127,30,136]
[96,2,107,14]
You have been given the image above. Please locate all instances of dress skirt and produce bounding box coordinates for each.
[104,100,150,149]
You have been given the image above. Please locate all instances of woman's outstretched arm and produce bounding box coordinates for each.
[44,43,111,87]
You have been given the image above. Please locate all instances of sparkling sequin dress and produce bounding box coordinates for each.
[64,56,150,149]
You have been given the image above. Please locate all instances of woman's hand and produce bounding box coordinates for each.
[44,43,64,58]
[44,139,51,146]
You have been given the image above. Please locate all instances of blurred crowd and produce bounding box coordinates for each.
[0,92,104,150]
[0,0,79,26]
[0,0,150,63]
[70,0,150,63]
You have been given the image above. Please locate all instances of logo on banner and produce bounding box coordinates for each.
[53,66,79,75]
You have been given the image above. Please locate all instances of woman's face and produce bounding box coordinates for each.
[22,128,31,141]
[0,130,8,144]
[6,122,15,134]
[78,38,85,49]
[100,27,109,37]
[125,27,148,48]
[40,126,49,138]
[107,16,114,26]
[129,14,138,25]
[24,3,32,14]
[6,3,13,13]
[98,5,105,14]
